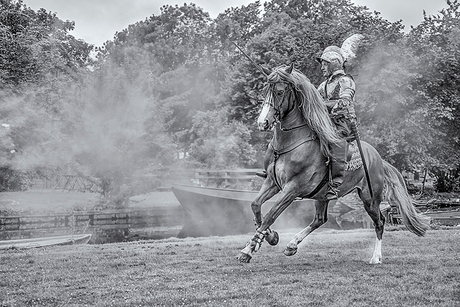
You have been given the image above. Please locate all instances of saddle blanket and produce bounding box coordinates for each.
[346,141,363,172]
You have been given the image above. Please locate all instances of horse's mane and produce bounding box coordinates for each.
[268,66,341,157]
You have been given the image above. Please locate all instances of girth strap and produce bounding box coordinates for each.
[303,171,329,199]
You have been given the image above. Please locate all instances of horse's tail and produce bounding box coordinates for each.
[382,160,430,236]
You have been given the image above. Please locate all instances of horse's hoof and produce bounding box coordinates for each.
[265,230,279,246]
[369,257,382,264]
[237,252,252,263]
[284,246,298,256]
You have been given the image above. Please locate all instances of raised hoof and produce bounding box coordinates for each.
[265,230,279,246]
[237,252,252,263]
[283,246,298,256]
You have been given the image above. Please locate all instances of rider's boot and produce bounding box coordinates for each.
[325,140,348,201]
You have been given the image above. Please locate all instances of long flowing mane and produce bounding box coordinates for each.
[267,66,340,157]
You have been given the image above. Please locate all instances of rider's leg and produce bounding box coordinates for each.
[326,139,347,201]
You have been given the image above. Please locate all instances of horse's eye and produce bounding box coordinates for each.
[276,90,284,96]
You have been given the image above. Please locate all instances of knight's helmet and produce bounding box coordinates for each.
[316,46,345,64]
[316,34,365,65]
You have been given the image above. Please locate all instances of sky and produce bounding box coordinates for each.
[25,0,450,47]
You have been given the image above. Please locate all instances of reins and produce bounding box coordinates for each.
[270,136,316,160]
[279,122,309,132]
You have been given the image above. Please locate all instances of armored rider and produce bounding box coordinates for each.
[316,45,357,201]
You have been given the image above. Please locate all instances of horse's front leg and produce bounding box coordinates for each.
[238,183,298,263]
[251,179,280,228]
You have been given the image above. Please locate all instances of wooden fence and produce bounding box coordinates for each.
[0,207,185,243]
[6,168,263,242]
[0,208,182,231]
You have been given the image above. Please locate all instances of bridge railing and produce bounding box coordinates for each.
[31,175,101,192]
[193,169,262,188]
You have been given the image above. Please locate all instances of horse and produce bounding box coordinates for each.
[237,63,430,264]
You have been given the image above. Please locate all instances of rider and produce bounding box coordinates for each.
[316,46,357,201]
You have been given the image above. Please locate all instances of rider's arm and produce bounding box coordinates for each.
[328,76,355,114]
[337,76,355,108]
[324,100,338,108]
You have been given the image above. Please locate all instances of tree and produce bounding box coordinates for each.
[69,48,175,199]
[0,0,93,190]
[3,0,459,196]
[0,0,92,87]
[402,0,460,191]
[188,107,256,168]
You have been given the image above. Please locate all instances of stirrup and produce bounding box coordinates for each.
[325,184,339,201]
[255,171,267,179]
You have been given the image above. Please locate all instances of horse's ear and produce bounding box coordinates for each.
[261,65,271,76]
[285,62,294,74]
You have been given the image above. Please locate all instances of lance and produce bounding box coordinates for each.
[230,41,269,77]
[351,121,374,198]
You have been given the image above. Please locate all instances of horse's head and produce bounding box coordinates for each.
[256,63,341,157]
[257,63,296,131]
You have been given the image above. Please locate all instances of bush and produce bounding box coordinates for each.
[434,172,460,193]
[0,167,33,191]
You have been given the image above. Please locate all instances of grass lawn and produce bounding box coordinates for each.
[0,228,458,306]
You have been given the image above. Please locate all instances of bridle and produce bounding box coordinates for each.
[265,82,308,132]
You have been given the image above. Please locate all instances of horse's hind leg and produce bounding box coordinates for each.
[284,200,329,256]
[358,190,385,264]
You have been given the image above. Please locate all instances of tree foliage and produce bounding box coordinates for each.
[70,52,174,198]
[403,0,460,190]
[188,107,256,168]
[1,0,460,193]
[0,0,92,189]
[0,0,92,87]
